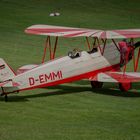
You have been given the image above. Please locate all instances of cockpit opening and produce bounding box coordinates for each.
[88,47,98,54]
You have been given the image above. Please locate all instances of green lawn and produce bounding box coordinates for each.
[0,0,140,140]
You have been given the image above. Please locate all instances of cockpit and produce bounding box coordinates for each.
[68,45,98,59]
[68,49,81,59]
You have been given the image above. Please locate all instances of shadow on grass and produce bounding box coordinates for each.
[93,88,140,97]
[72,80,90,86]
[1,83,140,102]
[0,95,28,102]
[49,84,140,98]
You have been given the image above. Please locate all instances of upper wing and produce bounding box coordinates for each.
[25,24,102,37]
[25,24,140,39]
[99,29,140,39]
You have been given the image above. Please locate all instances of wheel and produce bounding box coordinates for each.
[91,81,103,89]
[119,82,131,92]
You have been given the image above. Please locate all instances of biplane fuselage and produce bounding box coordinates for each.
[1,24,140,100]
[1,43,120,94]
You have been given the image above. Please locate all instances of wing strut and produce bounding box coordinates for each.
[101,39,107,55]
[112,39,120,52]
[96,38,102,53]
[85,37,91,51]
[42,36,59,63]
[52,36,58,59]
[134,48,140,72]
[42,36,49,63]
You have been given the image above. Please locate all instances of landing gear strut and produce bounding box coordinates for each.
[119,82,131,92]
[5,94,8,102]
[1,87,8,102]
[91,81,103,89]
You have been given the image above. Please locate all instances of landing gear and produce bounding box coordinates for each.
[91,81,103,89]
[119,82,131,92]
[1,87,8,102]
[5,94,8,102]
[1,94,8,102]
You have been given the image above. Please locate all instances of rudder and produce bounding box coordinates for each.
[0,58,16,82]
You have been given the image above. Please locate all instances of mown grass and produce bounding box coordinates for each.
[0,0,140,140]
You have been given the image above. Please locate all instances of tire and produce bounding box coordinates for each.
[91,81,103,89]
[119,82,131,92]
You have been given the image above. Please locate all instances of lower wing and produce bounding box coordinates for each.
[89,72,140,83]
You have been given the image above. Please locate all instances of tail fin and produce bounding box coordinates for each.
[0,58,16,81]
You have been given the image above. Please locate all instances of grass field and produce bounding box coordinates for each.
[0,0,140,140]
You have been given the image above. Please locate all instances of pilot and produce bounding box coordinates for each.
[92,47,98,53]
[68,48,81,58]
[73,48,81,57]
[88,42,98,54]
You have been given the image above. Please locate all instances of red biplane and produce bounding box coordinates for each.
[0,24,140,101]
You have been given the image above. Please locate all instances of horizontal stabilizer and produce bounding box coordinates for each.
[89,72,140,83]
[17,64,38,74]
[0,81,20,88]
